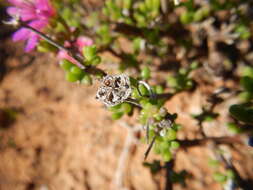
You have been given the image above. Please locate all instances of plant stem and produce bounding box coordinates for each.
[144,136,156,160]
[22,23,85,68]
[21,23,107,76]
[125,98,142,108]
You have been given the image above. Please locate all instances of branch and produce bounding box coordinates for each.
[21,23,107,76]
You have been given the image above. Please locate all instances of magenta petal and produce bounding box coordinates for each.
[28,20,47,30]
[57,50,68,60]
[57,50,78,65]
[8,0,23,6]
[76,37,93,48]
[6,7,19,16]
[36,0,50,9]
[20,8,36,21]
[25,35,39,52]
[12,28,30,41]
[8,0,32,8]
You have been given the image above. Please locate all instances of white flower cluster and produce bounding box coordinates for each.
[96,74,132,107]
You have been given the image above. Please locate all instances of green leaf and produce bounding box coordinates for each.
[226,170,235,179]
[229,104,253,124]
[235,25,251,39]
[162,151,172,161]
[193,7,210,22]
[153,113,163,121]
[112,112,124,120]
[108,104,122,112]
[154,85,164,94]
[141,66,151,80]
[139,84,150,96]
[204,115,215,122]
[227,123,242,134]
[139,2,148,12]
[132,88,141,99]
[80,74,92,85]
[166,129,177,141]
[171,124,181,131]
[180,11,194,24]
[91,56,101,66]
[70,66,83,75]
[167,76,178,88]
[208,159,220,168]
[213,172,227,183]
[179,68,187,75]
[153,142,161,154]
[190,61,199,70]
[60,59,75,71]
[134,12,146,27]
[242,66,253,78]
[102,7,110,16]
[65,72,80,82]
[240,76,253,92]
[133,37,143,53]
[123,0,132,9]
[239,92,253,102]
[160,141,170,151]
[193,9,204,22]
[170,141,180,149]
[121,103,132,114]
[83,45,97,61]
[139,98,150,106]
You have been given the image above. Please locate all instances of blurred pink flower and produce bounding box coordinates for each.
[58,36,93,65]
[7,0,55,52]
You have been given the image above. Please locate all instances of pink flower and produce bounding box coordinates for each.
[7,0,55,52]
[58,36,93,66]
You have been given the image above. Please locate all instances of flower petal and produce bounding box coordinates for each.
[25,35,39,52]
[20,8,36,21]
[36,0,55,18]
[57,50,78,65]
[8,0,23,6]
[12,28,30,41]
[28,20,47,30]
[8,0,36,21]
[35,0,50,10]
[76,37,93,51]
[6,7,19,16]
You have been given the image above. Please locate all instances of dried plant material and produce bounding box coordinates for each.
[96,74,132,107]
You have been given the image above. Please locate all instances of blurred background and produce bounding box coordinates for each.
[0,0,253,190]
